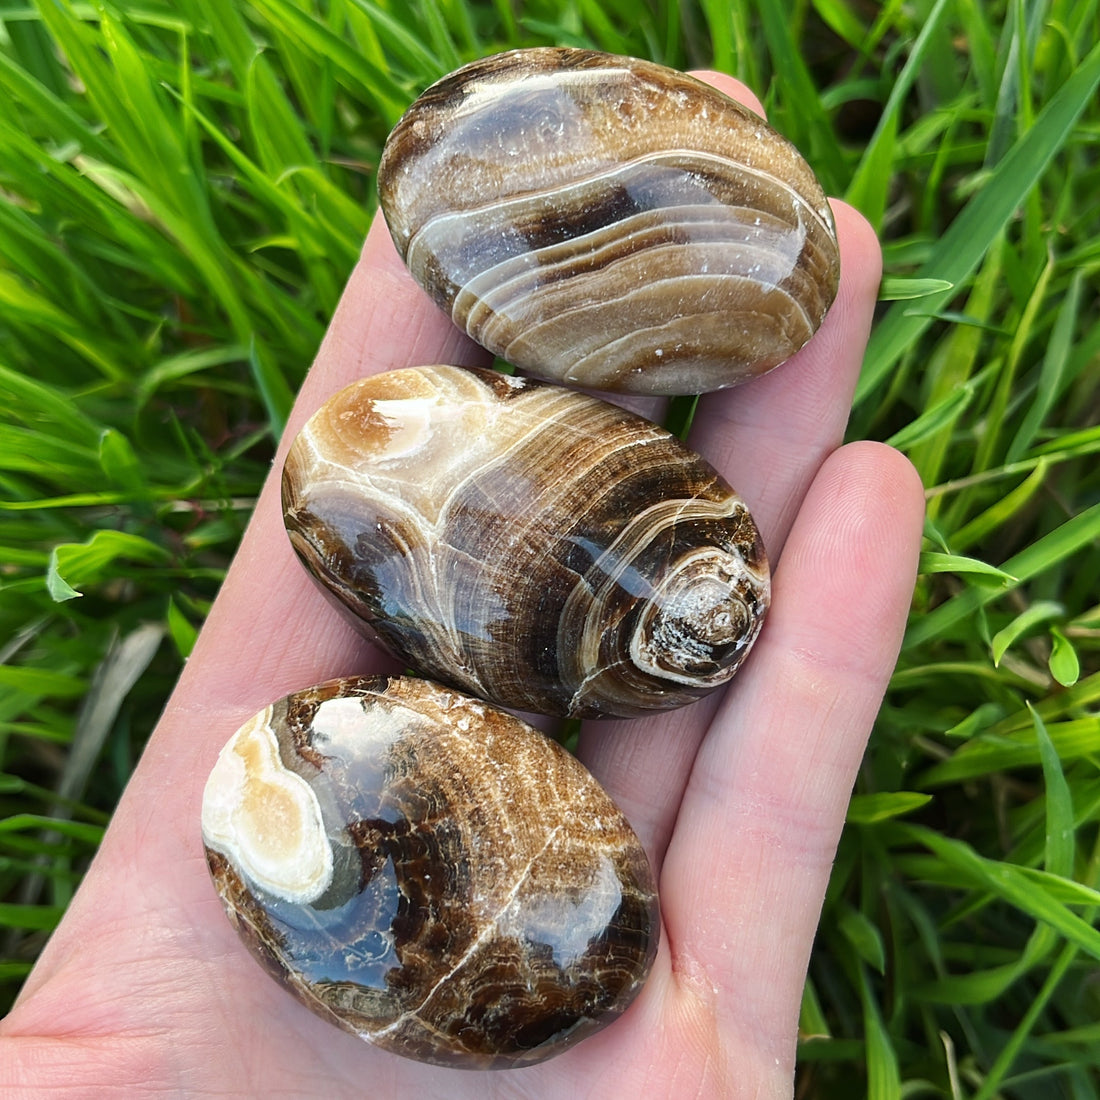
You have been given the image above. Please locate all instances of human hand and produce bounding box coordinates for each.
[0,74,924,1098]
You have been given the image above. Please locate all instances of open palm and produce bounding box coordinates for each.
[1,74,923,1099]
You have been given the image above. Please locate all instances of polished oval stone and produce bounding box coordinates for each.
[378,47,840,395]
[282,365,770,719]
[201,675,659,1069]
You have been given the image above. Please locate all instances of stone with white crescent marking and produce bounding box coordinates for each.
[201,675,659,1068]
[377,47,840,395]
[281,366,770,718]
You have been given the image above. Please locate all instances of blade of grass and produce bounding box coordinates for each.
[857,39,1100,405]
[991,600,1064,665]
[845,0,952,229]
[917,718,1100,789]
[905,233,1005,498]
[967,716,1088,1100]
[898,825,1100,961]
[949,459,1050,552]
[918,552,1017,585]
[903,501,1100,649]
[248,0,410,123]
[754,0,847,193]
[971,246,1055,471]
[1034,706,1074,878]
[860,963,901,1099]
[1005,269,1085,463]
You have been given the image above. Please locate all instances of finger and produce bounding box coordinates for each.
[576,204,882,866]
[689,71,765,118]
[687,200,882,555]
[660,442,923,1074]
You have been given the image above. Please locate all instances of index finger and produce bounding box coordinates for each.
[691,70,765,117]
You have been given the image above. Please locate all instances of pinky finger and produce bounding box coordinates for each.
[658,441,924,1081]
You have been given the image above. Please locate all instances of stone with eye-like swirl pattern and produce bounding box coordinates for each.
[201,675,659,1069]
[281,365,769,719]
[378,47,840,395]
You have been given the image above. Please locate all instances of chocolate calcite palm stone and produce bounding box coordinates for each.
[201,675,659,1069]
[378,47,840,395]
[281,365,770,719]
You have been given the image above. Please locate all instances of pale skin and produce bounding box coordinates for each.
[0,74,925,1098]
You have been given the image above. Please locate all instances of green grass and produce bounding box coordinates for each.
[1,0,1098,1094]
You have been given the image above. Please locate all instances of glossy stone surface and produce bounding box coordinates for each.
[201,675,659,1069]
[378,47,840,395]
[282,365,769,719]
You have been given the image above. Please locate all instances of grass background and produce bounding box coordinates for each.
[1,0,1098,1095]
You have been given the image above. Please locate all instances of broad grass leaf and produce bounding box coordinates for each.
[991,599,1063,664]
[167,597,198,660]
[808,0,873,50]
[846,0,951,228]
[904,236,1004,493]
[755,0,846,192]
[0,815,106,845]
[97,429,145,495]
[912,927,1054,1005]
[0,47,114,162]
[0,903,66,931]
[1047,627,1080,688]
[0,667,86,699]
[134,345,250,408]
[973,248,1055,471]
[248,337,294,439]
[877,276,954,300]
[945,702,1005,739]
[1013,867,1100,908]
[989,672,1100,731]
[900,825,1100,961]
[918,552,1016,586]
[950,459,1050,552]
[919,718,1100,786]
[885,388,972,452]
[45,566,82,602]
[347,0,459,77]
[1006,269,1084,463]
[574,0,633,56]
[428,0,479,57]
[838,904,886,973]
[246,55,319,178]
[692,0,727,70]
[904,502,1100,649]
[860,964,901,1100]
[1032,706,1074,878]
[798,977,831,1040]
[0,271,123,381]
[47,529,169,601]
[0,426,99,483]
[847,791,933,824]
